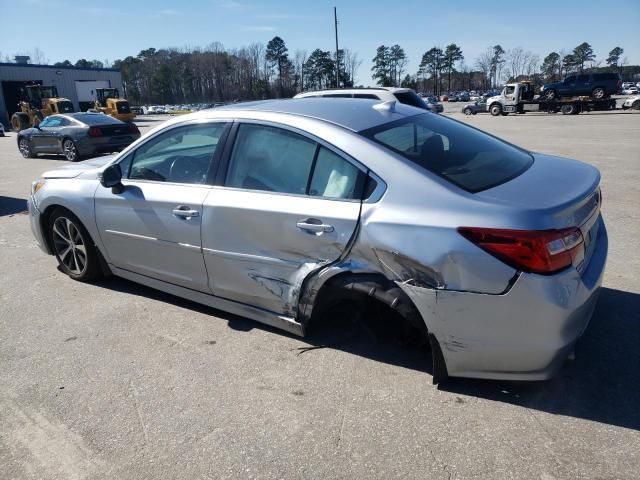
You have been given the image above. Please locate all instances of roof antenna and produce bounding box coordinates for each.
[373,100,396,112]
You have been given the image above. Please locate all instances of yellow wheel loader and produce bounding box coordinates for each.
[11,85,75,132]
[89,88,136,122]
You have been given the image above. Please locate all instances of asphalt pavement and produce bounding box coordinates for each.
[1,108,639,480]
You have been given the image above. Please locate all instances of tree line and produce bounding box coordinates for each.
[4,39,636,104]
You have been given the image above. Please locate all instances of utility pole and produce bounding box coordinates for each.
[334,6,340,88]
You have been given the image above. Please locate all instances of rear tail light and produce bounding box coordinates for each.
[128,124,139,134]
[88,127,103,137]
[458,227,585,275]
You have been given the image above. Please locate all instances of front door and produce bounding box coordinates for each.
[202,122,365,316]
[31,116,64,152]
[95,121,228,292]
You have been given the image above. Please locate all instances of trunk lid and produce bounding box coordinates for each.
[477,153,602,274]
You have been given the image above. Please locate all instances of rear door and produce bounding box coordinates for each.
[576,74,591,95]
[201,122,366,316]
[95,120,229,292]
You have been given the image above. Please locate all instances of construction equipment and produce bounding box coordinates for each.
[89,88,136,122]
[11,85,75,132]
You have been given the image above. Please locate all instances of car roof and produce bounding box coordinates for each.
[207,98,425,132]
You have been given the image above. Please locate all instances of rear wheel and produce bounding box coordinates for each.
[489,104,502,116]
[18,137,36,158]
[463,107,473,115]
[49,208,102,282]
[543,89,557,100]
[62,139,81,162]
[632,100,640,111]
[591,87,606,99]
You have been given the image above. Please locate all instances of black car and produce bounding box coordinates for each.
[17,113,140,161]
[541,72,621,100]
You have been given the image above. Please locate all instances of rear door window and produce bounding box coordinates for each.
[360,113,533,193]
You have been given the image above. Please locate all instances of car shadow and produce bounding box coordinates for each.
[0,196,28,216]
[92,276,638,430]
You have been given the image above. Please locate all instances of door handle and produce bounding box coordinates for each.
[296,218,334,233]
[172,206,200,218]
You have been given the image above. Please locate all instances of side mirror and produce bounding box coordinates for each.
[100,164,124,194]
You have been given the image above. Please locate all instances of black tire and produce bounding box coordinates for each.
[62,138,81,162]
[18,137,36,158]
[632,100,640,111]
[463,107,473,115]
[543,89,557,100]
[49,208,102,282]
[591,87,606,99]
[489,104,502,116]
[561,104,578,115]
[11,113,29,132]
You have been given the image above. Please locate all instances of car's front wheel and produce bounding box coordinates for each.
[463,107,473,115]
[543,89,557,100]
[18,137,36,158]
[62,139,81,162]
[49,208,102,281]
[591,87,606,99]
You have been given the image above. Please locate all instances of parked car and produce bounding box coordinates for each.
[448,93,459,102]
[458,92,470,102]
[27,98,607,382]
[462,99,488,115]
[622,86,639,95]
[294,87,442,112]
[17,113,140,161]
[540,72,621,100]
[622,95,640,110]
[423,96,444,113]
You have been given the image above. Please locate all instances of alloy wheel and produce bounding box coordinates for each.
[18,139,32,158]
[592,88,605,99]
[63,140,77,161]
[52,216,87,275]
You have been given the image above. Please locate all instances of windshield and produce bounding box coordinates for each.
[360,113,533,193]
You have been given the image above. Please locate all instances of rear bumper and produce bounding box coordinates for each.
[401,216,608,381]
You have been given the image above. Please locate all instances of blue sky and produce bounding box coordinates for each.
[1,0,638,85]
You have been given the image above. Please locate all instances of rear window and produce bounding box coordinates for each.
[72,113,124,125]
[594,73,619,80]
[360,113,533,193]
[392,91,428,109]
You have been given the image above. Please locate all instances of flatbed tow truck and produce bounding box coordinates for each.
[486,81,616,116]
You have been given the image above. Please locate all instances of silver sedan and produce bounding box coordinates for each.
[27,99,607,382]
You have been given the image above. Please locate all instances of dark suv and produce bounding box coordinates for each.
[541,73,621,100]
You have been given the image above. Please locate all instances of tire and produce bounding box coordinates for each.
[489,104,502,116]
[62,139,81,162]
[49,208,102,282]
[18,137,36,158]
[11,113,29,132]
[543,89,557,101]
[632,100,640,111]
[561,104,578,115]
[463,107,472,115]
[591,87,606,99]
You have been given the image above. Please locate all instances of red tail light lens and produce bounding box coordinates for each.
[458,227,584,274]
[128,124,139,134]
[88,127,103,137]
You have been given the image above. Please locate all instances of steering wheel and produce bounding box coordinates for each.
[169,156,206,184]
